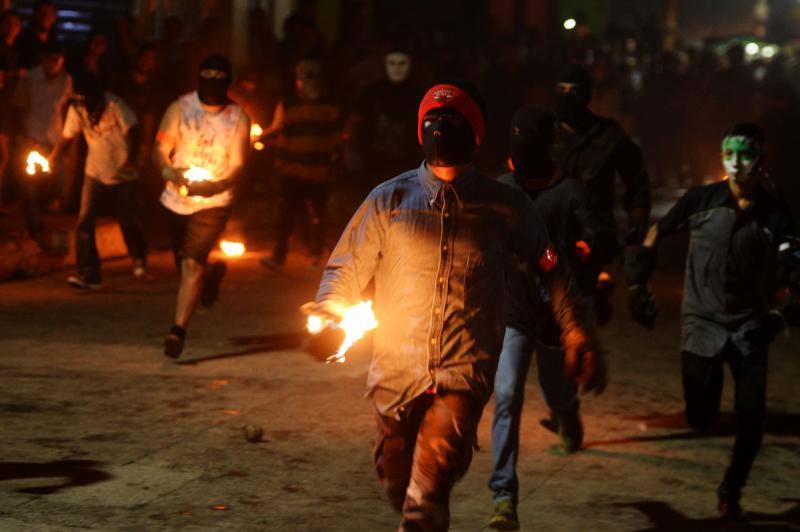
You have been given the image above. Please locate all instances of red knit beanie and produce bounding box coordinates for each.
[418,84,486,147]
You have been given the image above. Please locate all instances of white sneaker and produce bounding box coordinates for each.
[132,260,147,279]
[67,276,101,290]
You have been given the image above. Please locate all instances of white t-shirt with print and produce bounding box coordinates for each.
[62,92,138,185]
[160,91,247,215]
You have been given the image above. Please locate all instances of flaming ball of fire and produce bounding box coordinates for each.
[219,240,245,257]
[179,166,212,197]
[306,300,378,363]
[250,124,265,151]
[26,151,50,176]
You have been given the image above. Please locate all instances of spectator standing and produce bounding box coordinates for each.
[260,57,344,269]
[16,0,57,69]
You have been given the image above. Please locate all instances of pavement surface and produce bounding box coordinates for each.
[0,236,799,531]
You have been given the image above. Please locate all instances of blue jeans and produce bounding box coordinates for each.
[489,326,578,503]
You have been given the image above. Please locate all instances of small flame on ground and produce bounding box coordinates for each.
[26,151,50,175]
[305,300,378,363]
[253,141,265,151]
[219,240,245,257]
[250,123,263,139]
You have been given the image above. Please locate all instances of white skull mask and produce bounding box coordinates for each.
[385,52,411,83]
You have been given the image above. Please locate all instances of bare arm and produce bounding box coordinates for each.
[642,223,658,248]
[153,101,183,183]
[260,100,284,138]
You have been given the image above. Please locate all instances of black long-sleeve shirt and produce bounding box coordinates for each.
[553,114,651,248]
[657,180,795,357]
[499,173,596,345]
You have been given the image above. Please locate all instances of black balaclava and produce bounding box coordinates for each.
[420,81,486,167]
[198,54,232,106]
[510,104,556,186]
[422,109,476,166]
[554,64,592,127]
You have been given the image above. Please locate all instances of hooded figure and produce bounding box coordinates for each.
[554,64,593,128]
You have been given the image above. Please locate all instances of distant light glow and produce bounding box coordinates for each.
[253,141,265,151]
[761,45,777,58]
[745,42,760,56]
[563,18,577,30]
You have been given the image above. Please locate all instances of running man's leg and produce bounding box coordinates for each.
[489,327,535,504]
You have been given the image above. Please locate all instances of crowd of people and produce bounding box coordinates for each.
[1,3,799,531]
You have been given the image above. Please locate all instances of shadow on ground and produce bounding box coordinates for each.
[586,411,800,447]
[0,460,112,494]
[616,499,800,531]
[175,332,307,365]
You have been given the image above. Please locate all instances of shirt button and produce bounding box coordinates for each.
[442,245,448,251]
[434,308,441,315]
[444,212,450,218]
[431,338,436,344]
[438,277,444,283]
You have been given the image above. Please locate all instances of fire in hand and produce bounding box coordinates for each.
[306,300,378,364]
[179,166,212,197]
[250,123,265,151]
[26,151,50,176]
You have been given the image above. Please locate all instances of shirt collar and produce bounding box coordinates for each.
[417,161,477,206]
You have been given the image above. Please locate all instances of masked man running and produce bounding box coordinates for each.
[155,54,250,357]
[309,82,602,531]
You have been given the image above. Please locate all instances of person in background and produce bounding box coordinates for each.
[112,45,163,203]
[16,0,57,69]
[260,57,343,269]
[48,73,146,289]
[13,39,71,241]
[348,48,421,188]
[0,9,21,73]
[155,54,249,358]
[551,64,651,327]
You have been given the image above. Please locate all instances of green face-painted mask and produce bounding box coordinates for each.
[721,135,761,183]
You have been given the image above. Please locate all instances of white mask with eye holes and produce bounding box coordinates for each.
[385,52,411,83]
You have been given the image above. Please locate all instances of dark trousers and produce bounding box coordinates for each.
[166,206,231,270]
[273,177,329,264]
[682,344,768,489]
[76,178,147,282]
[374,392,479,532]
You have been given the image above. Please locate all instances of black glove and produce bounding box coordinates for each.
[743,311,785,345]
[624,245,657,287]
[628,284,658,329]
